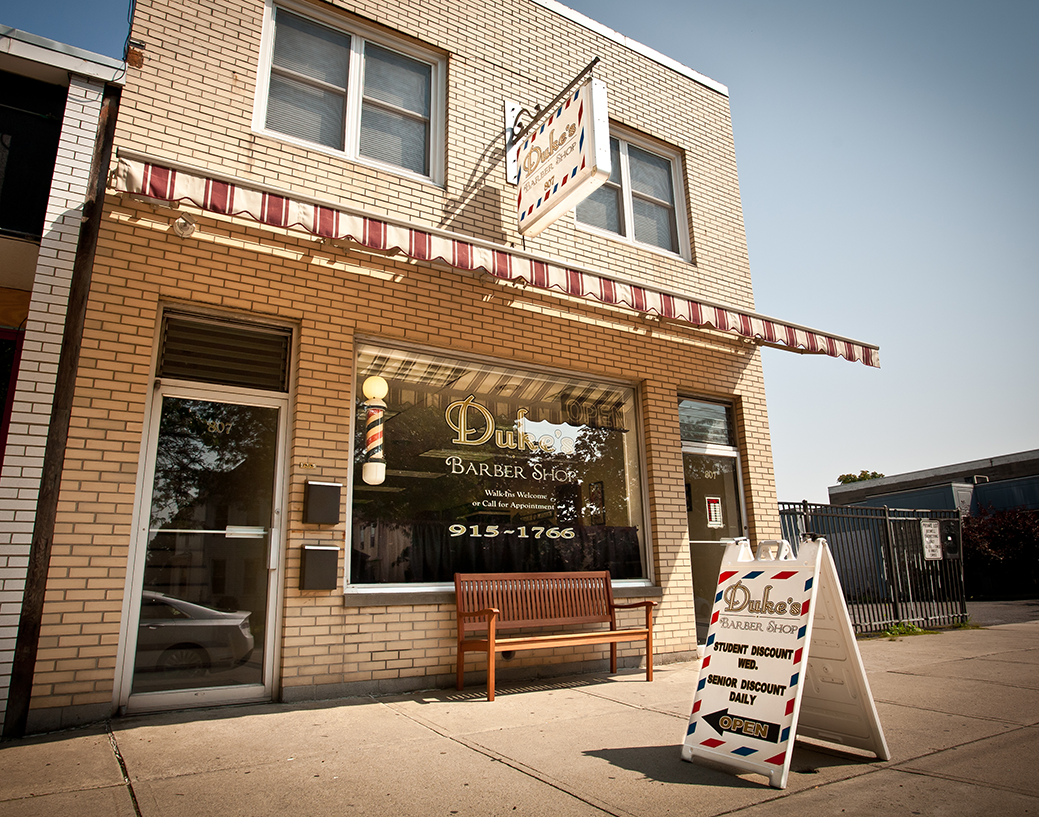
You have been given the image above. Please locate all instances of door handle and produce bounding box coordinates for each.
[225,526,267,539]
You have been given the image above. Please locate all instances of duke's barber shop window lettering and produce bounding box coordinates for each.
[350,345,646,584]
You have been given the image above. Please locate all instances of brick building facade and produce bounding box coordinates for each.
[5,0,877,732]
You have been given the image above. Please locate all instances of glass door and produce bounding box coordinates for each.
[678,397,747,643]
[685,448,746,642]
[125,389,285,708]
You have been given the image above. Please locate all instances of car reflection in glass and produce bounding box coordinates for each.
[134,590,255,681]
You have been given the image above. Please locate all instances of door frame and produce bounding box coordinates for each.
[683,439,749,644]
[114,379,290,713]
[682,439,749,541]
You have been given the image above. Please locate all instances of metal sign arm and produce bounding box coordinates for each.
[505,56,601,185]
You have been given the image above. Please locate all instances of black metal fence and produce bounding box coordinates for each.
[778,501,967,634]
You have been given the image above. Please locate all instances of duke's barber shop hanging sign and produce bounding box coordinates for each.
[514,77,611,237]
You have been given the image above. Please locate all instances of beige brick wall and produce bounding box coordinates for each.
[118,0,753,308]
[26,0,783,722]
[28,194,778,715]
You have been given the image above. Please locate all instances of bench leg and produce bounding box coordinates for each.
[486,649,495,702]
[457,647,465,691]
[610,642,617,674]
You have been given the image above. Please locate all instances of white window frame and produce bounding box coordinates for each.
[575,128,690,261]
[253,0,446,186]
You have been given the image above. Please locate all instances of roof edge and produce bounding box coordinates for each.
[829,449,1039,498]
[0,26,126,84]
[530,0,728,97]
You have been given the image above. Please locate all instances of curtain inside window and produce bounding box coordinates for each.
[628,144,677,252]
[360,43,431,175]
[267,11,350,150]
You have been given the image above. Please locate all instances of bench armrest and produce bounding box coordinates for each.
[612,600,657,610]
[612,599,656,628]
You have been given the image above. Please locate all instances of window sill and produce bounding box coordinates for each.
[249,127,445,189]
[341,582,663,608]
[574,220,691,265]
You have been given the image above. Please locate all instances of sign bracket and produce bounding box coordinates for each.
[504,56,600,186]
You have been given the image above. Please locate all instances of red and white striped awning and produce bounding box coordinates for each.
[111,153,879,367]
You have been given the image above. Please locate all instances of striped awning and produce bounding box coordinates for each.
[111,153,879,367]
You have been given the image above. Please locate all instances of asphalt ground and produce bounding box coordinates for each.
[1,601,1037,817]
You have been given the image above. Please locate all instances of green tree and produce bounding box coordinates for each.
[837,470,885,484]
[962,506,1039,598]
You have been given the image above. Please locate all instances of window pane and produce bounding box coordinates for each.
[359,104,429,175]
[628,144,674,204]
[363,43,431,118]
[684,454,742,541]
[606,137,622,185]
[350,345,646,583]
[266,74,345,150]
[678,399,733,446]
[575,182,623,234]
[632,196,677,252]
[272,11,350,89]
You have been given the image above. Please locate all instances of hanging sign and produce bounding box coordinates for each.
[681,538,889,789]
[514,77,611,237]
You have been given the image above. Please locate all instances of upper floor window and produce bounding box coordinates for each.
[255,3,444,183]
[575,133,687,257]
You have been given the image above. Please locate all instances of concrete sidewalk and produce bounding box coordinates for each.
[2,619,1038,817]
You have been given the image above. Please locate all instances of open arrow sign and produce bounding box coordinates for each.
[702,709,781,744]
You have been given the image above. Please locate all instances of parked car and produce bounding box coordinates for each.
[135,590,254,677]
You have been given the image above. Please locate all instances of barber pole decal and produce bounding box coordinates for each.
[360,376,390,486]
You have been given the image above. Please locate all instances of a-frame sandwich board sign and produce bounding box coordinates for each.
[681,537,890,789]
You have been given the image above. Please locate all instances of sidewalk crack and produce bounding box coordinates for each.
[106,720,143,817]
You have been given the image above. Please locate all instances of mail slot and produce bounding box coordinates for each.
[304,481,342,525]
[300,545,340,590]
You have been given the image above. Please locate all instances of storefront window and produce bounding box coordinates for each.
[350,344,645,584]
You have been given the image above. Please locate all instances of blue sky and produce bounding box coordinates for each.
[3,0,1037,502]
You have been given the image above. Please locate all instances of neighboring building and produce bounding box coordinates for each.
[0,28,124,730]
[828,450,1039,514]
[5,0,877,732]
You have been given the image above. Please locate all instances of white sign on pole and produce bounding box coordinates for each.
[681,538,889,789]
[513,77,610,237]
[921,519,943,560]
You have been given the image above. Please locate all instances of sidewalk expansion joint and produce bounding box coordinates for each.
[380,700,636,817]
[572,686,689,720]
[106,720,144,817]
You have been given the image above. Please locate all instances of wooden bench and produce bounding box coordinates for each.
[454,571,656,701]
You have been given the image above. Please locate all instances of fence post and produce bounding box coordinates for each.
[883,506,903,622]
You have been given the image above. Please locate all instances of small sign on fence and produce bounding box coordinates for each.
[921,519,943,560]
[681,537,889,789]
